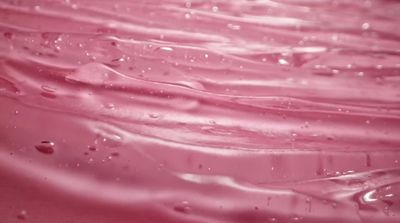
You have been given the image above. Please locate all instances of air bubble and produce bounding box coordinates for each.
[17,210,27,220]
[361,22,370,30]
[35,141,55,154]
[173,201,191,214]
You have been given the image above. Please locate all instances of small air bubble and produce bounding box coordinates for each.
[35,141,55,154]
[159,46,174,52]
[112,57,125,62]
[104,103,116,110]
[278,58,289,65]
[149,113,160,119]
[17,210,27,220]
[332,69,340,74]
[291,216,302,221]
[269,217,277,222]
[88,145,97,151]
[173,201,191,214]
[361,22,370,30]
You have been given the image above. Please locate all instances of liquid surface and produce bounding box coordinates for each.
[0,0,400,222]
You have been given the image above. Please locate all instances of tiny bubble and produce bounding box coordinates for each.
[278,58,289,65]
[35,141,55,154]
[361,22,370,30]
[88,145,97,151]
[17,210,27,220]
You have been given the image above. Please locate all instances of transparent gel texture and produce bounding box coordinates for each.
[0,0,399,222]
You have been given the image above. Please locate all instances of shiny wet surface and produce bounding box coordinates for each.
[0,0,400,222]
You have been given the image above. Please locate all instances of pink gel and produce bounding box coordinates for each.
[0,0,400,222]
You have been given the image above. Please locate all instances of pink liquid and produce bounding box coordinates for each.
[0,0,400,222]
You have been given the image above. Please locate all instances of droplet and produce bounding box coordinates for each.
[159,46,174,52]
[104,103,116,110]
[278,58,289,65]
[356,72,364,77]
[88,145,97,151]
[35,141,55,154]
[361,22,370,30]
[269,217,277,222]
[331,35,339,41]
[149,113,160,119]
[291,216,302,221]
[184,13,191,19]
[17,210,27,220]
[173,201,191,214]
